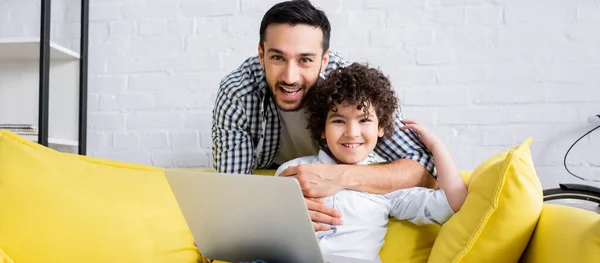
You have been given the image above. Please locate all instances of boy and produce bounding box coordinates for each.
[274,63,468,262]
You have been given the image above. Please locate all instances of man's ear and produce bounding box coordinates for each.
[258,43,265,68]
[321,49,330,73]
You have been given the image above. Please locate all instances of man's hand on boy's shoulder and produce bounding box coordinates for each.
[279,163,346,198]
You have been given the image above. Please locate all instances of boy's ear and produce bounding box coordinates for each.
[378,127,385,137]
[321,131,326,140]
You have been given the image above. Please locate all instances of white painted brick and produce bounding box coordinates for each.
[175,54,222,71]
[481,128,516,146]
[504,4,576,26]
[404,87,469,106]
[89,76,127,94]
[139,19,168,36]
[466,6,504,26]
[170,132,200,151]
[578,105,600,123]
[577,4,600,21]
[139,132,169,149]
[87,131,110,153]
[423,7,465,26]
[196,17,227,37]
[505,105,579,123]
[184,112,213,130]
[364,0,424,8]
[311,0,343,13]
[95,151,152,165]
[538,65,600,84]
[240,0,285,13]
[372,28,434,48]
[88,95,100,112]
[486,64,538,84]
[327,12,351,31]
[399,107,437,125]
[90,39,132,58]
[89,113,126,131]
[100,94,157,111]
[171,151,211,168]
[128,73,174,91]
[109,21,135,39]
[474,85,546,105]
[108,57,175,74]
[186,36,227,54]
[200,131,212,148]
[129,37,184,56]
[151,152,174,167]
[90,4,121,22]
[437,67,486,84]
[566,24,600,44]
[127,113,182,130]
[387,68,437,87]
[331,29,369,49]
[156,92,213,110]
[349,48,414,68]
[546,84,600,103]
[416,46,454,65]
[433,0,489,6]
[89,23,110,41]
[112,132,139,150]
[122,1,180,19]
[349,10,385,29]
[590,131,600,147]
[181,0,238,17]
[168,18,194,35]
[338,0,364,10]
[225,14,262,36]
[439,107,507,125]
[222,51,259,72]
[387,8,424,27]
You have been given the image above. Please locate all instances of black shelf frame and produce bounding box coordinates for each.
[37,0,89,155]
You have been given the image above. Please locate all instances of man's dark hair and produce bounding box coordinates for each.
[305,62,399,146]
[259,0,331,53]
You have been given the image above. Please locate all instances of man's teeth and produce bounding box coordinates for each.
[343,143,361,148]
[281,86,300,93]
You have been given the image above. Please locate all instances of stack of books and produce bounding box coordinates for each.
[0,124,39,136]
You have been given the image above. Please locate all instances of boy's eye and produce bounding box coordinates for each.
[332,119,344,124]
[360,118,371,123]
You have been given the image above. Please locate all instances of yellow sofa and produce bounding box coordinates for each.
[0,130,598,263]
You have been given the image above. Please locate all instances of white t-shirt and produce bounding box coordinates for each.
[273,108,320,165]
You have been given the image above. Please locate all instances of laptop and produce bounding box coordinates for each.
[165,169,377,263]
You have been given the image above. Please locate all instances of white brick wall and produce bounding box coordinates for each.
[3,0,600,189]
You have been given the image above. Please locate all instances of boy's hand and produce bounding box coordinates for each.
[401,119,442,151]
[305,197,343,231]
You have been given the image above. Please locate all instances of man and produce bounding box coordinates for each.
[212,0,437,231]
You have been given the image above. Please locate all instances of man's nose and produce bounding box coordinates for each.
[282,62,300,85]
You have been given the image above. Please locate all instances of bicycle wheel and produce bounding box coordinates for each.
[544,187,600,214]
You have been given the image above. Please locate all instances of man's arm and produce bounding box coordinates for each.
[212,84,254,174]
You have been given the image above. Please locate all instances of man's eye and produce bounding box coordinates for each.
[271,55,283,61]
[300,57,313,63]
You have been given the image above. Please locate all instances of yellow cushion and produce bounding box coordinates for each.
[0,130,201,263]
[520,204,600,263]
[0,249,14,263]
[428,138,543,263]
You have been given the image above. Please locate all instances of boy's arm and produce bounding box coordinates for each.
[386,188,454,225]
[428,141,467,212]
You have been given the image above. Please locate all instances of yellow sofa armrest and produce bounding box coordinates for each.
[520,204,600,263]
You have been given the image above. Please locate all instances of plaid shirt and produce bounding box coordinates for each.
[212,51,435,175]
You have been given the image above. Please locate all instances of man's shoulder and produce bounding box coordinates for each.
[219,55,264,99]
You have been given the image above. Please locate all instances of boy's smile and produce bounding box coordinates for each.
[322,102,384,164]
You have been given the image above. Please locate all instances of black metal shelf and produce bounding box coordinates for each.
[37,0,89,155]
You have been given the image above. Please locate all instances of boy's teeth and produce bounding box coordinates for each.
[343,143,360,148]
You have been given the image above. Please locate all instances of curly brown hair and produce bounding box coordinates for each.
[305,62,399,146]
